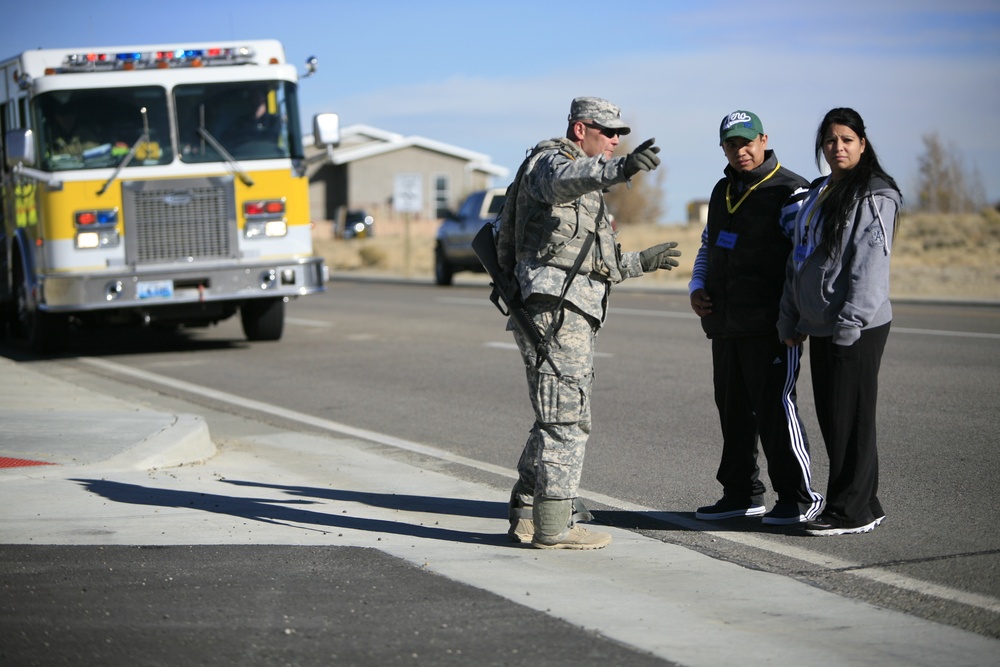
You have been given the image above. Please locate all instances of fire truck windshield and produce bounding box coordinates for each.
[36,86,173,171]
[175,80,303,163]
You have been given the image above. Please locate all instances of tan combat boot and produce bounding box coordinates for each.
[510,491,596,544]
[508,505,534,544]
[508,481,534,543]
[532,497,611,550]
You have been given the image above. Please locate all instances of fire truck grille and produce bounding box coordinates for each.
[123,177,238,265]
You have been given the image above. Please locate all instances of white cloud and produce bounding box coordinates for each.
[5,0,998,218]
[311,42,1000,220]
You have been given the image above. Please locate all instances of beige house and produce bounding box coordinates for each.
[687,199,710,225]
[305,124,509,227]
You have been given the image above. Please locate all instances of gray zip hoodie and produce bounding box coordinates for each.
[778,175,901,346]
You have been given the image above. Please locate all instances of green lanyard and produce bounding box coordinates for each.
[725,162,782,214]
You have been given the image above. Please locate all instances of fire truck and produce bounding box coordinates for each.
[0,40,339,351]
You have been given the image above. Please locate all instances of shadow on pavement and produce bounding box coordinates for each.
[72,478,509,546]
[0,325,242,363]
[222,480,741,535]
[221,478,507,519]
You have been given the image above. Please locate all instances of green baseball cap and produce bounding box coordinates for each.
[719,110,763,145]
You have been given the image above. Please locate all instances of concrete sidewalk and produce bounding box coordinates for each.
[1,356,997,666]
[0,357,214,472]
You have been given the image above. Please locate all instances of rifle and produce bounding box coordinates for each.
[472,223,561,377]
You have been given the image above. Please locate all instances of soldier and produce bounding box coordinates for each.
[502,97,681,550]
[690,110,825,526]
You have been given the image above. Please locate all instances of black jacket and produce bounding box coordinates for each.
[701,151,808,338]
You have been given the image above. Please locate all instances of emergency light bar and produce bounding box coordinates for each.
[54,46,262,73]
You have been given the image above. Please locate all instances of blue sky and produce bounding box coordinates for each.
[4,0,999,221]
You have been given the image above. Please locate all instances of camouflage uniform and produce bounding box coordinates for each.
[508,107,645,508]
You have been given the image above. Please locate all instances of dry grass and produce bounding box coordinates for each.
[312,210,1000,301]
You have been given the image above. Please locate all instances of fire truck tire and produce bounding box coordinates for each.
[241,297,285,341]
[14,272,68,354]
[0,304,12,340]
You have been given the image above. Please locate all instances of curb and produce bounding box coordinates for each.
[91,413,216,471]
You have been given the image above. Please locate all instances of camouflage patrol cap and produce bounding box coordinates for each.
[568,97,631,135]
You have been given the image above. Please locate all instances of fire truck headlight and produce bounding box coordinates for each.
[245,220,288,238]
[77,232,101,249]
[265,220,287,237]
[76,229,120,249]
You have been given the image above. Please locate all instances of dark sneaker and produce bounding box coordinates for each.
[762,503,808,526]
[695,497,766,520]
[804,515,881,536]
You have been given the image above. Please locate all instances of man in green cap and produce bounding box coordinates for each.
[689,110,825,526]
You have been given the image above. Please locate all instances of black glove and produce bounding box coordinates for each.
[623,138,661,178]
[639,242,681,272]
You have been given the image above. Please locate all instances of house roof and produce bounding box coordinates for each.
[305,124,509,178]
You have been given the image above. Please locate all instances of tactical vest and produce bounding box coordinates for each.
[511,138,623,283]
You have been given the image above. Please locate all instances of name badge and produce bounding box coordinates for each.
[793,245,811,262]
[716,230,738,249]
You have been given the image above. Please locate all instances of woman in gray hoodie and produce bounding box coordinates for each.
[778,107,902,536]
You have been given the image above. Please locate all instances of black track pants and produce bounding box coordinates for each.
[712,335,823,514]
[809,322,890,526]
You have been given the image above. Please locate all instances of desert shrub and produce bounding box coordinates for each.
[358,245,386,268]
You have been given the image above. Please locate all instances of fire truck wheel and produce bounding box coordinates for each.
[241,298,285,342]
[14,275,68,354]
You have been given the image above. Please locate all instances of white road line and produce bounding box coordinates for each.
[610,307,698,319]
[79,355,1000,615]
[484,341,613,358]
[893,326,1000,340]
[294,313,999,340]
[439,296,699,320]
[436,297,491,307]
[610,312,999,339]
[442,294,998,338]
[285,317,335,328]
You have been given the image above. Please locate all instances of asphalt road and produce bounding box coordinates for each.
[5,278,1000,642]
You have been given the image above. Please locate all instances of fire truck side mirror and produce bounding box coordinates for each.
[313,113,341,148]
[5,129,36,168]
[303,56,318,78]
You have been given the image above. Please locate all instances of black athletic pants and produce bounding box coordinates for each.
[711,334,822,512]
[809,322,890,526]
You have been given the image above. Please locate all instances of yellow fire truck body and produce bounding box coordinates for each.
[1,40,335,350]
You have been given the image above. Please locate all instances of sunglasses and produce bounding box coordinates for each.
[584,123,619,138]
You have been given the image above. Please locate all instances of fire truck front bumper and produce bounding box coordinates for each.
[38,256,327,313]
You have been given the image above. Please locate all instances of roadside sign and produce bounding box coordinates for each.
[394,173,423,214]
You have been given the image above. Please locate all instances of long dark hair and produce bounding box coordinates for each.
[815,107,900,257]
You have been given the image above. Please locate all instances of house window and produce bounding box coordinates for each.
[434,174,450,218]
